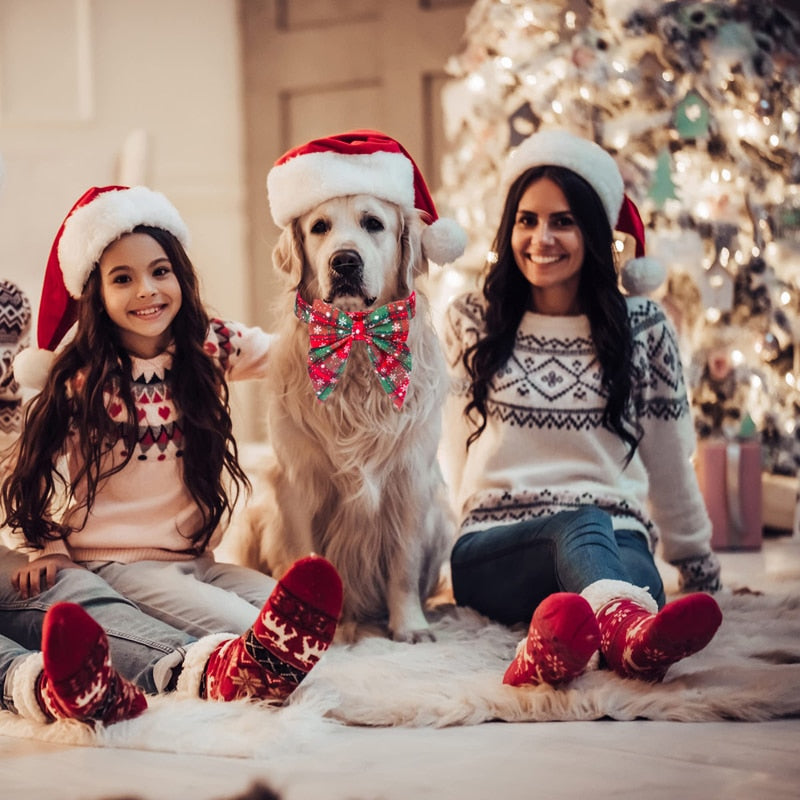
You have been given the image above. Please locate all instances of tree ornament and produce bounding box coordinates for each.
[647,149,679,209]
[673,90,711,141]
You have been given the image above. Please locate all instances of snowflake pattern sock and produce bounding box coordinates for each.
[38,602,148,724]
[502,593,601,687]
[200,555,343,702]
[596,593,722,682]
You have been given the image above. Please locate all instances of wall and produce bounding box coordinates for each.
[0,0,252,435]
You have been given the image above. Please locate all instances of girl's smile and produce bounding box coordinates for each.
[99,232,183,358]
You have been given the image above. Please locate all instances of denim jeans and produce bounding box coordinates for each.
[450,506,665,626]
[84,555,277,637]
[0,546,195,707]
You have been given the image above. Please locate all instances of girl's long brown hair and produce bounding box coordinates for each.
[1,226,250,551]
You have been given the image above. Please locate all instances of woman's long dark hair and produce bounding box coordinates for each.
[463,165,642,464]
[1,226,250,551]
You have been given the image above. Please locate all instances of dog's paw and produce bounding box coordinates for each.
[335,619,387,644]
[390,627,436,644]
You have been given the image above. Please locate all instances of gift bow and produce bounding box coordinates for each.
[294,291,416,409]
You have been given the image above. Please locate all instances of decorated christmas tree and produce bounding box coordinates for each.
[436,0,800,478]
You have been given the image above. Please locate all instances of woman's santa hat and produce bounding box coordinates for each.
[501,128,665,295]
[14,185,189,389]
[266,129,467,266]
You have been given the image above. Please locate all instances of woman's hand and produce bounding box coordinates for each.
[673,551,722,594]
[12,554,84,599]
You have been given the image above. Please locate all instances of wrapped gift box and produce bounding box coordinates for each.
[761,472,799,533]
[695,438,763,550]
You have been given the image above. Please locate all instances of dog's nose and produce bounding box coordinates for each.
[329,249,363,274]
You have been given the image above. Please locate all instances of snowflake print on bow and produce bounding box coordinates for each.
[294,292,416,409]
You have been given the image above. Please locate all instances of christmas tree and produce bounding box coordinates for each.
[436,0,800,477]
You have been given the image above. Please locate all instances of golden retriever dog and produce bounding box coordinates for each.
[241,192,456,642]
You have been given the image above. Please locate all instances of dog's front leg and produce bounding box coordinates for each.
[386,567,434,644]
[271,467,317,574]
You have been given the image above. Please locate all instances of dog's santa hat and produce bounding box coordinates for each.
[501,128,665,294]
[14,184,189,390]
[266,129,467,266]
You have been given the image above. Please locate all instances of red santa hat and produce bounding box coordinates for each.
[266,129,467,266]
[14,185,189,389]
[501,128,665,295]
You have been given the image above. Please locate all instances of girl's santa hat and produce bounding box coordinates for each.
[266,129,467,266]
[501,128,665,295]
[14,185,189,389]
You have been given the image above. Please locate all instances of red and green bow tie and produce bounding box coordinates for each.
[294,291,416,409]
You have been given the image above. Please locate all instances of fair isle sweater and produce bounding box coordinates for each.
[441,292,713,564]
[31,319,273,564]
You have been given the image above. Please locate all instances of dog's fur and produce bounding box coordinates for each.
[241,194,454,642]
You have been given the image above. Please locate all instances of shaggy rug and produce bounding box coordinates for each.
[0,587,798,758]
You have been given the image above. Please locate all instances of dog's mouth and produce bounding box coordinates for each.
[324,249,376,308]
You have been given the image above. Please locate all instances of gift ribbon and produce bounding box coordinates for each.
[725,442,744,547]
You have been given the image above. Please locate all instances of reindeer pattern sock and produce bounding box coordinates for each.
[38,602,148,724]
[199,555,343,702]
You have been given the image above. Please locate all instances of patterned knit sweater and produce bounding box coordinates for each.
[31,319,273,564]
[441,292,713,564]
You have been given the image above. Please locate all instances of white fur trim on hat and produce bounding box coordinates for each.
[267,150,414,229]
[621,256,667,295]
[502,129,625,227]
[57,186,189,298]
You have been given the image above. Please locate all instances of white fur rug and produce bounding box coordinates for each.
[1,588,798,758]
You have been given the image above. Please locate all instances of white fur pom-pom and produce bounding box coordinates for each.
[620,256,666,295]
[13,347,54,391]
[421,217,467,266]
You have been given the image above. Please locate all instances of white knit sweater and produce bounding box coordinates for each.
[441,291,713,564]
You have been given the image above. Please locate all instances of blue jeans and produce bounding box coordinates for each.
[0,546,195,708]
[450,507,665,626]
[84,555,277,636]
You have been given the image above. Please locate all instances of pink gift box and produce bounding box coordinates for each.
[695,439,763,551]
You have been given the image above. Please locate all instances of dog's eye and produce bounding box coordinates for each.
[310,219,330,235]
[362,216,385,233]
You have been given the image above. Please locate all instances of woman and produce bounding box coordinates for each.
[442,130,722,688]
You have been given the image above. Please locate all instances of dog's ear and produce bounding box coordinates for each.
[399,212,428,292]
[272,222,305,287]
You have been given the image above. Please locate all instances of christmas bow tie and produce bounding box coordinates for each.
[294,292,416,409]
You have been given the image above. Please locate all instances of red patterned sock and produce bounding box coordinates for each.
[503,593,601,687]
[202,555,343,702]
[39,602,148,724]
[597,593,722,682]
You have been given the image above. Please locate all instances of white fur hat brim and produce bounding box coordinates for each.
[57,186,189,298]
[502,129,625,227]
[267,150,415,228]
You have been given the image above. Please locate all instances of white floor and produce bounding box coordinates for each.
[1,535,798,800]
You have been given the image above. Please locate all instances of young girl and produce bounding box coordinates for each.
[442,130,723,688]
[1,185,342,708]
